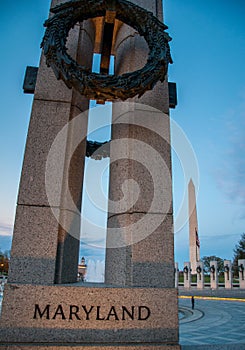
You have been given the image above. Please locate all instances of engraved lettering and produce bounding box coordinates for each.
[122,306,135,320]
[69,305,81,320]
[82,305,94,320]
[33,304,152,321]
[106,306,119,321]
[138,306,151,320]
[52,304,66,320]
[96,306,105,320]
[33,304,50,320]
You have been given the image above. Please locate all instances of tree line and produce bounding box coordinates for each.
[201,232,245,277]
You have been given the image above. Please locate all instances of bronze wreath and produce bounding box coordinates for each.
[224,265,230,273]
[196,266,202,274]
[183,266,189,274]
[41,0,172,102]
[238,263,244,273]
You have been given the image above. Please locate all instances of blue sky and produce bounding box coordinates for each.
[0,0,244,268]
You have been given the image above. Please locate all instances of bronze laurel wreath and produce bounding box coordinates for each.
[41,0,172,102]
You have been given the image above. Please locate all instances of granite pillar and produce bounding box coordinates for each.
[224,260,232,289]
[175,262,179,288]
[7,19,94,285]
[196,261,204,290]
[183,262,191,289]
[105,0,173,288]
[238,259,245,289]
[210,261,218,290]
[0,5,96,346]
[0,0,180,349]
[104,0,179,348]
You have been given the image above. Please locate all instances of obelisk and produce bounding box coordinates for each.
[188,178,200,273]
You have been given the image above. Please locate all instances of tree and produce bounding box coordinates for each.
[0,249,10,275]
[233,233,245,277]
[201,256,224,273]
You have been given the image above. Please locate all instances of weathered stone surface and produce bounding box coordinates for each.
[238,259,245,289]
[196,261,204,289]
[17,100,71,207]
[0,346,180,350]
[106,213,174,287]
[183,262,191,289]
[8,206,60,284]
[107,103,172,217]
[224,260,232,289]
[0,284,179,345]
[210,261,218,290]
[105,20,173,285]
[1,1,180,349]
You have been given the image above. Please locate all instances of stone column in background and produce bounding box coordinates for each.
[175,262,179,288]
[183,262,191,289]
[238,259,245,289]
[210,260,218,290]
[196,261,204,289]
[224,260,232,289]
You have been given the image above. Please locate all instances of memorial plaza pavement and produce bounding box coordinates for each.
[179,288,245,350]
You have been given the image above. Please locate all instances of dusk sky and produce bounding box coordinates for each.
[0,0,244,270]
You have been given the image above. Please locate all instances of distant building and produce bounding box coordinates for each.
[78,257,87,281]
[188,179,200,273]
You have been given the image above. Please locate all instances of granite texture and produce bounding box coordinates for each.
[18,100,88,210]
[0,284,179,345]
[107,103,173,243]
[108,124,172,215]
[17,100,71,207]
[1,2,180,349]
[105,0,173,291]
[106,213,174,286]
[0,346,181,350]
[36,25,79,100]
[183,263,191,289]
[34,54,72,103]
[238,259,245,289]
[196,262,204,290]
[210,261,218,290]
[224,260,232,289]
[8,205,60,284]
[0,328,179,344]
[131,262,174,288]
[14,16,93,284]
[175,263,179,288]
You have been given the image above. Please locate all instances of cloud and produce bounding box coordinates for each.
[80,240,105,261]
[0,222,13,237]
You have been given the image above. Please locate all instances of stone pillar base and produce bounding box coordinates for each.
[0,346,181,350]
[0,284,180,348]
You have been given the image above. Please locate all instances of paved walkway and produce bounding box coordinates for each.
[179,293,245,349]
